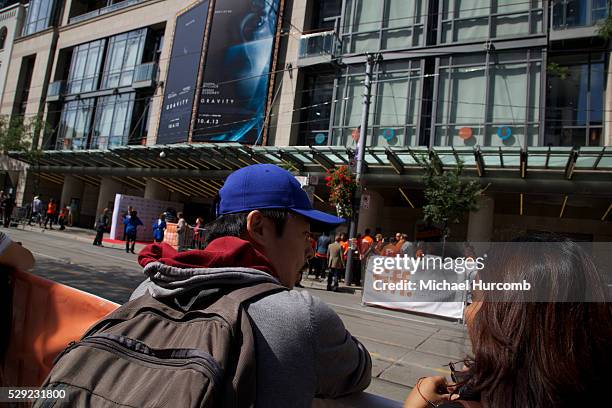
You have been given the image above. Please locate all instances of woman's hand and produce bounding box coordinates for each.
[404,376,451,408]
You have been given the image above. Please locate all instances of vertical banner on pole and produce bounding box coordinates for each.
[193,0,282,143]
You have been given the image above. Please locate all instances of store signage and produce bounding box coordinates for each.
[193,0,282,144]
[382,128,395,142]
[314,133,326,144]
[157,1,209,144]
[458,127,473,140]
[497,126,512,141]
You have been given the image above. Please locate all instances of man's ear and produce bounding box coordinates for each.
[246,210,267,247]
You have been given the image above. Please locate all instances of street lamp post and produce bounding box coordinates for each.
[344,53,376,286]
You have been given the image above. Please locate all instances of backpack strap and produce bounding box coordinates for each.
[205,282,287,322]
[206,282,287,407]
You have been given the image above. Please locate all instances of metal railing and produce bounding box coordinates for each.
[69,0,147,24]
[163,223,206,251]
[133,62,158,84]
[298,30,339,59]
[46,80,66,99]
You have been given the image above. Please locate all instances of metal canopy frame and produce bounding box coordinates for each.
[9,145,612,187]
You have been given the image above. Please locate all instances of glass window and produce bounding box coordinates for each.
[67,40,105,94]
[553,0,608,29]
[441,0,543,43]
[545,54,604,147]
[56,99,95,150]
[91,93,135,149]
[23,0,56,36]
[343,0,426,53]
[101,29,146,89]
[299,73,335,145]
[435,51,542,147]
[331,61,421,147]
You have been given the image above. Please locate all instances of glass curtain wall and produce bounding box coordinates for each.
[101,29,147,89]
[545,53,604,147]
[342,0,426,54]
[299,73,335,145]
[91,93,136,149]
[331,60,422,147]
[440,0,544,44]
[56,99,96,150]
[553,0,608,29]
[23,0,57,36]
[66,40,106,94]
[435,50,542,147]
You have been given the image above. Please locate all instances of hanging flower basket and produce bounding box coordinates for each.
[325,165,357,219]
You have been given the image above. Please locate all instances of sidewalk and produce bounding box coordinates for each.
[299,274,363,295]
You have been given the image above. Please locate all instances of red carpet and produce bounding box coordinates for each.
[102,238,152,245]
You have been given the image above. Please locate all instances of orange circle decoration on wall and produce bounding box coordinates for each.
[458,127,473,140]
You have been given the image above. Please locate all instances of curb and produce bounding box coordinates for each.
[300,277,363,295]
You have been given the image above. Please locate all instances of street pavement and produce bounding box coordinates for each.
[6,226,471,402]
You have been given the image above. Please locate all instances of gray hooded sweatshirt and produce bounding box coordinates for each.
[130,261,372,407]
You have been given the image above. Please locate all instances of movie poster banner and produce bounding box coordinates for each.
[157,1,209,144]
[193,0,281,144]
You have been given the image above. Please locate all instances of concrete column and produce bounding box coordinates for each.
[357,190,384,235]
[269,0,308,146]
[144,179,170,201]
[96,177,123,215]
[605,51,612,146]
[60,174,84,208]
[467,195,495,242]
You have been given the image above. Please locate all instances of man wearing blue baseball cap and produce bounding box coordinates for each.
[131,164,371,406]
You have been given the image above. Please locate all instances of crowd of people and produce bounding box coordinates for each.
[304,229,422,290]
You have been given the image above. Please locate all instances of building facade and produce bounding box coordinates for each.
[3,0,612,241]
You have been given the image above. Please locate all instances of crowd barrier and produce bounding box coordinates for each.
[163,222,206,251]
[362,255,472,321]
[2,269,119,387]
[2,270,403,406]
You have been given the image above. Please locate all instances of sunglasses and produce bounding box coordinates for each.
[448,359,473,384]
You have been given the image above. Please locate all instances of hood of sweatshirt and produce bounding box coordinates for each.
[132,237,281,301]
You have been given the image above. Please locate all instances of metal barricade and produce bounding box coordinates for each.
[163,223,206,251]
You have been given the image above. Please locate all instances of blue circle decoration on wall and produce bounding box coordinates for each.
[382,128,395,141]
[497,126,512,141]
[314,133,326,144]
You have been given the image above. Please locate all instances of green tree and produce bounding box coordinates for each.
[416,152,487,243]
[0,115,52,196]
[596,14,612,40]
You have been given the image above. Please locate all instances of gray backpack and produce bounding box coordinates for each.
[34,282,285,407]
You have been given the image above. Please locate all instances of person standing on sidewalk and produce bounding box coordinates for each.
[122,206,133,241]
[58,205,68,230]
[152,213,166,244]
[314,231,331,280]
[2,193,15,228]
[68,199,78,227]
[93,208,110,246]
[29,196,43,226]
[123,210,143,253]
[43,198,57,230]
[176,212,189,251]
[327,234,345,291]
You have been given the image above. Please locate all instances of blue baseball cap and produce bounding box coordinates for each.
[217,164,345,226]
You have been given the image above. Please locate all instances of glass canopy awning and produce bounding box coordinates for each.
[10,144,612,178]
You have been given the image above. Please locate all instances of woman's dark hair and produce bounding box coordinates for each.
[466,233,612,407]
[204,209,289,245]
